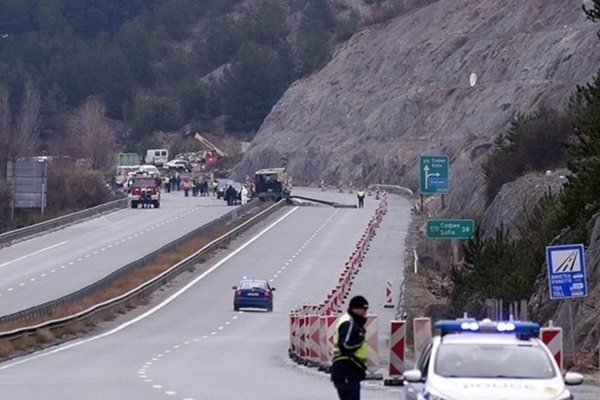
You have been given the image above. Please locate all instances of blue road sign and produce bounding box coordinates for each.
[419,155,449,194]
[546,244,587,300]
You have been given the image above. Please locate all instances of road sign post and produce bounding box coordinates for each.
[426,219,475,240]
[546,245,587,299]
[546,244,587,361]
[419,155,449,195]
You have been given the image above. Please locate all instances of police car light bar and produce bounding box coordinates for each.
[435,319,540,337]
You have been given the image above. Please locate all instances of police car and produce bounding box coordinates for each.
[403,319,584,400]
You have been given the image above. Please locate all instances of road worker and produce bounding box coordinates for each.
[357,189,365,208]
[331,295,369,400]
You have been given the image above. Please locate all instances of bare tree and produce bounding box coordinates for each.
[0,86,11,178]
[15,80,41,157]
[68,99,117,172]
[0,81,41,178]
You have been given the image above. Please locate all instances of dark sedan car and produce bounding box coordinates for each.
[232,279,275,312]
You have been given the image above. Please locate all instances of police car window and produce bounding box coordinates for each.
[435,343,555,379]
[240,281,266,289]
[417,342,433,376]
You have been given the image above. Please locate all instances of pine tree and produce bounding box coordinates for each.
[555,74,600,241]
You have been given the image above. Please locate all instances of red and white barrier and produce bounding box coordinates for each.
[541,325,563,370]
[388,320,406,378]
[384,281,394,308]
[298,315,307,360]
[289,196,389,374]
[365,315,379,374]
[307,314,321,365]
[413,317,432,362]
[289,312,297,358]
[319,315,337,369]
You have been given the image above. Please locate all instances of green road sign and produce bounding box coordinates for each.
[419,155,449,194]
[427,219,474,239]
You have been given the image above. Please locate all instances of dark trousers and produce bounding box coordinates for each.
[358,198,364,208]
[333,381,360,400]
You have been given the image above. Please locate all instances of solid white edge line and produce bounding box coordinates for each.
[0,206,299,371]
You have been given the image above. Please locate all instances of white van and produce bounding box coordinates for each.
[145,149,169,166]
[137,165,160,176]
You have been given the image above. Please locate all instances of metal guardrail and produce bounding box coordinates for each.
[0,198,128,246]
[370,184,415,197]
[290,195,357,208]
[0,199,285,339]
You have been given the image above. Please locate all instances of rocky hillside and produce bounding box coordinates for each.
[235,0,600,360]
[530,213,600,364]
[235,0,599,218]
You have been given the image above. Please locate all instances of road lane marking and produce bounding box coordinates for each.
[0,206,300,370]
[0,241,67,269]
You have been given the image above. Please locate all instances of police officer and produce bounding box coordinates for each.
[331,295,369,400]
[357,189,365,208]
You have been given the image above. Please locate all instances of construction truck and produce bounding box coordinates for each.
[254,168,290,202]
[185,132,228,168]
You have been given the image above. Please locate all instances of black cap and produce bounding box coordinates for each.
[348,295,369,310]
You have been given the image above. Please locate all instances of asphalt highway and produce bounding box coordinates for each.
[0,190,405,399]
[0,190,597,399]
[0,192,234,315]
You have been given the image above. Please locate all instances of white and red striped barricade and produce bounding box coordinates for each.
[298,314,307,361]
[365,314,381,378]
[384,281,394,308]
[541,325,563,371]
[384,320,406,385]
[319,315,337,371]
[413,317,432,362]
[289,312,297,359]
[306,314,321,366]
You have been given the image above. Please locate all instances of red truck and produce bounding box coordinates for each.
[129,176,161,209]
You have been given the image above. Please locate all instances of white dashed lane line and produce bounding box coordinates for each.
[1,207,207,294]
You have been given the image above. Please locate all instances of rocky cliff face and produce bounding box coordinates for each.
[529,214,600,360]
[234,0,600,358]
[234,0,599,218]
[481,170,568,238]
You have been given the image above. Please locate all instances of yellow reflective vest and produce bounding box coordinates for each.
[332,313,368,369]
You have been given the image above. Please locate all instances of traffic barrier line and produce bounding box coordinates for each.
[541,325,563,371]
[384,320,406,386]
[365,315,381,379]
[289,194,390,375]
[413,317,432,363]
[384,281,394,308]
